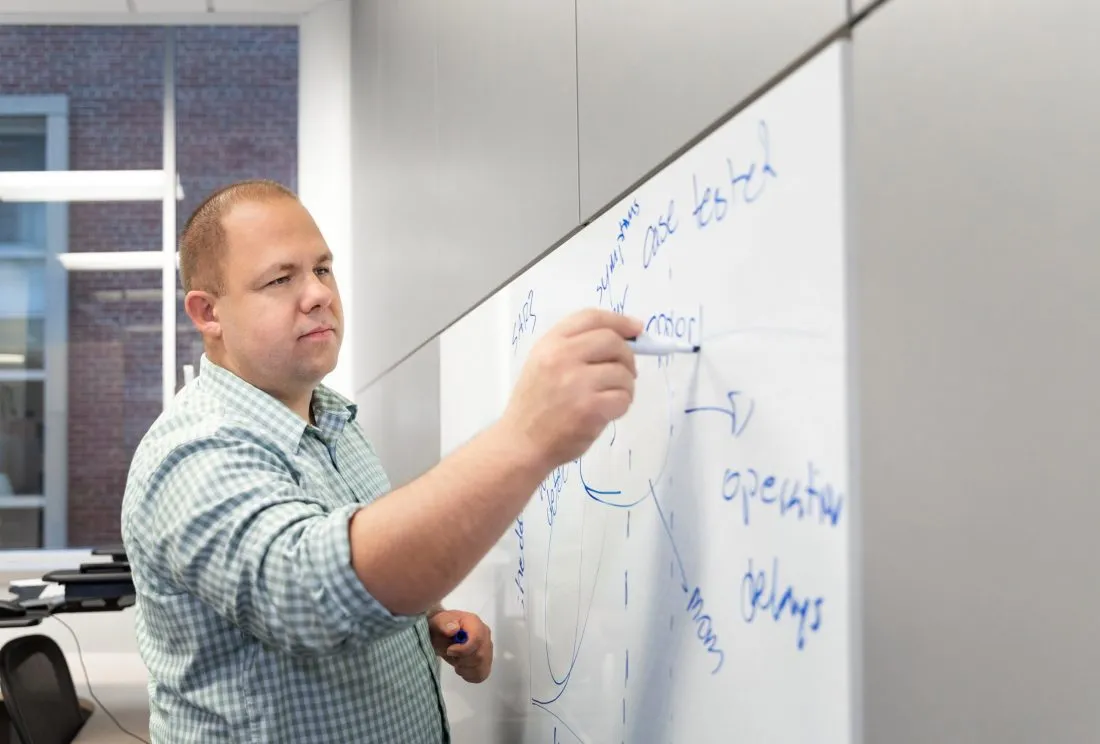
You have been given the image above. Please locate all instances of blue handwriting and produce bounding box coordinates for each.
[610,284,629,315]
[538,463,570,527]
[616,198,641,244]
[740,556,824,651]
[645,308,698,343]
[684,390,755,437]
[691,119,777,231]
[685,585,725,674]
[722,460,843,527]
[513,517,526,611]
[641,199,679,270]
[595,245,626,307]
[512,289,537,355]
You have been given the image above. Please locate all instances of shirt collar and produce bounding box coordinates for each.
[195,354,358,454]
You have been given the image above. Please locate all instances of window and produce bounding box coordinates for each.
[0,25,298,552]
[0,110,61,549]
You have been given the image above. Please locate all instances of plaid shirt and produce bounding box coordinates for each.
[121,355,448,743]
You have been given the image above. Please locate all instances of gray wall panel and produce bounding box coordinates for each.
[852,1,1100,742]
[434,0,579,335]
[355,338,441,490]
[576,0,846,218]
[350,0,578,388]
[351,0,440,390]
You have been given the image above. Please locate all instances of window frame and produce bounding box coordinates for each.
[0,95,69,550]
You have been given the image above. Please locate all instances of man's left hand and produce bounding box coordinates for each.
[427,609,493,683]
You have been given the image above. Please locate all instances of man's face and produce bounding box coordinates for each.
[212,197,343,398]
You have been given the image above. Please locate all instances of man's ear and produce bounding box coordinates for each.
[183,290,222,339]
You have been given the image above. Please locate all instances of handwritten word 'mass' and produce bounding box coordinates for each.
[685,585,725,674]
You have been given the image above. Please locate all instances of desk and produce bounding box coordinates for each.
[67,653,150,743]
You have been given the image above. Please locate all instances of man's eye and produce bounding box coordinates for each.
[315,266,331,276]
[268,276,290,286]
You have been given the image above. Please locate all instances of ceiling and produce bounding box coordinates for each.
[0,0,332,24]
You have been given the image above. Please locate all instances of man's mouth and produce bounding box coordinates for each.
[301,325,335,339]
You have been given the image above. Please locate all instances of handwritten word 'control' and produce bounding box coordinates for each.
[645,308,698,344]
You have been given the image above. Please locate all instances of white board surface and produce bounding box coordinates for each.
[439,40,853,744]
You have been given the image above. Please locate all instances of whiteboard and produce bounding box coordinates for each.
[439,39,853,744]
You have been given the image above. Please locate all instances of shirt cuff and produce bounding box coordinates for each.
[316,503,421,637]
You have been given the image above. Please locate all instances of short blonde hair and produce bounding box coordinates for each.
[179,179,298,295]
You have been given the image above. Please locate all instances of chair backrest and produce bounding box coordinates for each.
[0,635,88,744]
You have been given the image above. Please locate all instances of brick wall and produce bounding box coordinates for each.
[0,25,298,547]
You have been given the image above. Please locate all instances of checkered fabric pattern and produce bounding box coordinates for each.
[121,355,448,743]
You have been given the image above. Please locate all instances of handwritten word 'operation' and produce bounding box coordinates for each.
[693,119,778,231]
[538,463,570,527]
[722,460,843,527]
[511,289,537,355]
[740,557,824,651]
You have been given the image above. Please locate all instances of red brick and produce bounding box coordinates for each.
[0,25,298,546]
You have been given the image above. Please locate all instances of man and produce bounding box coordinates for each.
[121,179,642,743]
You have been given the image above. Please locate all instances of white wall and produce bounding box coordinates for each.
[299,0,355,400]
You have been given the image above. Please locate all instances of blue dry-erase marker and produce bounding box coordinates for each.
[626,333,700,356]
[452,629,468,644]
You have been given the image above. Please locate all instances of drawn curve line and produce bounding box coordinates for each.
[533,701,586,743]
[649,479,689,591]
[533,496,608,706]
[578,362,676,508]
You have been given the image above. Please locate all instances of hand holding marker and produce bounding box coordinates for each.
[626,332,700,355]
[443,337,698,650]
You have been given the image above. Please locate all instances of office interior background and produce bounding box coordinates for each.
[0,0,1096,742]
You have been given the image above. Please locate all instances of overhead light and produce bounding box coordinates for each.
[0,170,184,202]
[0,353,25,365]
[57,251,181,272]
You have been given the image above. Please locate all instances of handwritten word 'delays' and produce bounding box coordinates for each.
[722,460,843,528]
[692,119,778,231]
[740,556,824,651]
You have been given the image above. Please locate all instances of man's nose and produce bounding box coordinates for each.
[301,272,334,312]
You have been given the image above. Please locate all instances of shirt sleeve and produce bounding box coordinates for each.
[142,433,419,656]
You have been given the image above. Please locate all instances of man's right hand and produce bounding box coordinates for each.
[499,308,644,471]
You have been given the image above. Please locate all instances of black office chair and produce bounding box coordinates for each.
[0,635,91,744]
